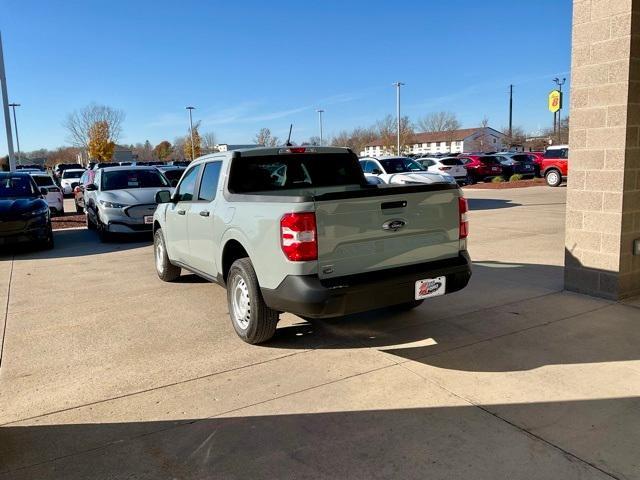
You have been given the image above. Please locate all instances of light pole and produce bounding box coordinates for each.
[186,106,195,160]
[553,77,566,143]
[316,109,324,146]
[9,102,20,163]
[0,31,16,171]
[393,82,405,155]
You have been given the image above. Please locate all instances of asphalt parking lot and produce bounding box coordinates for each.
[1,186,639,479]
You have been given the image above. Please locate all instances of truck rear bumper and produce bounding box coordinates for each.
[261,251,472,319]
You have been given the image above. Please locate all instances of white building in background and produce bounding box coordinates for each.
[361,127,507,157]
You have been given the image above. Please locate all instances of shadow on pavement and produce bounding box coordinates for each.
[467,198,522,210]
[0,228,152,261]
[1,398,636,479]
[264,260,640,373]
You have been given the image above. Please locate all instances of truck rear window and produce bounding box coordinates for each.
[228,153,366,193]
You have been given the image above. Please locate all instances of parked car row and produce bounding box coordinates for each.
[361,145,569,187]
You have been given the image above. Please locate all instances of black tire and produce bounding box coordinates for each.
[40,224,54,250]
[227,258,279,344]
[75,202,84,214]
[154,228,181,282]
[396,299,424,311]
[545,169,562,187]
[96,214,111,242]
[86,211,96,230]
[466,172,476,185]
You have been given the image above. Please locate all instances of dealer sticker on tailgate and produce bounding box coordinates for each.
[415,276,446,300]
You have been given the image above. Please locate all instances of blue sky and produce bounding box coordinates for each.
[1,0,572,155]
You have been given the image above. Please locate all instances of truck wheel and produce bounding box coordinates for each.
[227,258,279,344]
[466,172,476,185]
[545,169,562,187]
[154,228,181,282]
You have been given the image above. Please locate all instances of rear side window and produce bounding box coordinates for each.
[32,176,54,187]
[440,159,463,166]
[198,162,222,201]
[544,148,568,159]
[228,153,365,193]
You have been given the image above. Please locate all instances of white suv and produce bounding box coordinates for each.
[60,169,85,195]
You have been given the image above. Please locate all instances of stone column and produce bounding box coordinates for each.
[566,0,640,299]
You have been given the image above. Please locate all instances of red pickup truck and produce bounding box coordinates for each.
[458,155,503,184]
[541,145,568,187]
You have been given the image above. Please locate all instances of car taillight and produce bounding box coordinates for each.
[458,197,469,239]
[280,212,318,261]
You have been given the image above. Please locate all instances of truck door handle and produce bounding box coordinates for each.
[381,200,407,210]
[199,210,210,217]
[177,209,186,215]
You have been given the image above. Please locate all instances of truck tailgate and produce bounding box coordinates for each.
[314,186,461,279]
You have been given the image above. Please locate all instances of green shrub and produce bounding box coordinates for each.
[491,176,505,183]
[509,174,524,182]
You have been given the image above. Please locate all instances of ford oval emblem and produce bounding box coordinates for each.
[382,219,406,232]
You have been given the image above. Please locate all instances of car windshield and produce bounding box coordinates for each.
[101,169,170,191]
[32,176,55,187]
[379,158,426,173]
[228,153,365,193]
[62,170,83,179]
[162,169,185,183]
[0,175,38,198]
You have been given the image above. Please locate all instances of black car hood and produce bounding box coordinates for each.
[0,197,48,220]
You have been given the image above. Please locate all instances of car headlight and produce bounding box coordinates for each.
[23,206,49,218]
[99,200,128,209]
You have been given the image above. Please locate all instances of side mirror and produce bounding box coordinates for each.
[155,190,172,204]
[85,184,97,191]
[372,168,382,175]
[39,187,48,196]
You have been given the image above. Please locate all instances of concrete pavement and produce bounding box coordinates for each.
[1,186,639,479]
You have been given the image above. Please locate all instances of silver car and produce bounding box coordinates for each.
[84,166,172,241]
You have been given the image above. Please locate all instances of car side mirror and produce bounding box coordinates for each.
[155,190,173,204]
[372,168,382,175]
[39,187,48,196]
[85,183,97,191]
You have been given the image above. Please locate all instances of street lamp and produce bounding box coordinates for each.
[8,102,20,163]
[186,106,196,160]
[316,109,324,146]
[553,77,566,142]
[393,82,405,155]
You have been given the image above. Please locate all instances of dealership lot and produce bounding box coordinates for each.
[1,186,639,479]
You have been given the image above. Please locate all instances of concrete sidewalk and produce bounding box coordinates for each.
[1,187,639,479]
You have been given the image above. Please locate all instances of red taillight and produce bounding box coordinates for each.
[458,197,469,239]
[280,212,318,261]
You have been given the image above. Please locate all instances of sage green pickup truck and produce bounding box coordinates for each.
[152,146,471,344]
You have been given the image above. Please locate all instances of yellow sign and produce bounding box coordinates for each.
[548,90,562,113]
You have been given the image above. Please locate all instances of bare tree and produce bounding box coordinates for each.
[480,116,490,128]
[331,126,378,155]
[417,111,461,134]
[172,137,187,161]
[64,103,125,149]
[254,128,280,147]
[201,131,218,154]
[376,115,414,155]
